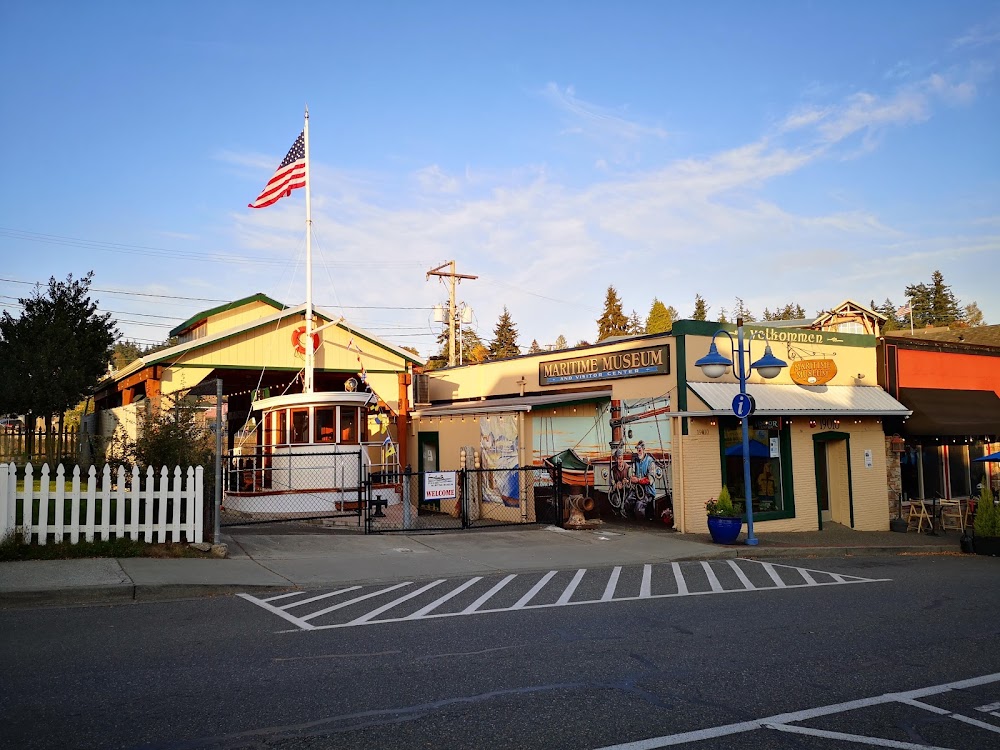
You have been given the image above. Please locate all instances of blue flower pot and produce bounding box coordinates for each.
[707,515,743,544]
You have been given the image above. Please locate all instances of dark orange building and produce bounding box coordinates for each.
[879,326,1000,504]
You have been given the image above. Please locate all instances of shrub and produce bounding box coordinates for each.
[706,485,742,517]
[974,483,1000,537]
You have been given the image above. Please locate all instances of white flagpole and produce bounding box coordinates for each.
[304,106,314,393]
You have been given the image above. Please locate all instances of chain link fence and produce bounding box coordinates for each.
[365,465,565,533]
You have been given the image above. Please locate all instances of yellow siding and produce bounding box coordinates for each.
[202,300,281,337]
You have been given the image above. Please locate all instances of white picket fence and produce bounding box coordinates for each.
[0,463,204,545]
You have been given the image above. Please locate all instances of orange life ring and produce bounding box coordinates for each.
[291,326,320,355]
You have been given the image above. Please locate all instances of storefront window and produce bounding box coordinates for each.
[722,419,784,514]
[315,408,336,443]
[290,409,310,444]
[265,410,286,446]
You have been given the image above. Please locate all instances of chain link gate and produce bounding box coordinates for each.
[364,464,565,533]
[221,449,365,527]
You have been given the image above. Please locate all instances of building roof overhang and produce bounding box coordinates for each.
[412,389,613,417]
[688,382,911,417]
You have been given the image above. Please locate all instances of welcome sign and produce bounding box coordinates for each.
[539,345,670,385]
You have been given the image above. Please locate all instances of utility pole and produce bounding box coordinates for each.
[426,261,477,366]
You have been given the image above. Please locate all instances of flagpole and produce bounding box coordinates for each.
[304,105,314,394]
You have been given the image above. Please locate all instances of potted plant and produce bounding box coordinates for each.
[706,485,744,544]
[973,483,1000,556]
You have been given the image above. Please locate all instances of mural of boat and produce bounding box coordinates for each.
[543,448,596,487]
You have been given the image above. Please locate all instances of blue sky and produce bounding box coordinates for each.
[1,1,998,355]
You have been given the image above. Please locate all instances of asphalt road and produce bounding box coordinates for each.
[2,555,999,750]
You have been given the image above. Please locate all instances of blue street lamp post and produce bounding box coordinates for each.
[695,318,787,546]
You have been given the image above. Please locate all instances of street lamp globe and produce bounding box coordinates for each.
[751,344,785,379]
[694,341,733,379]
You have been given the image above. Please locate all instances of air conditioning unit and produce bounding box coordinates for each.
[413,373,431,405]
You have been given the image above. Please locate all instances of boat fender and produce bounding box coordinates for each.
[292,326,321,355]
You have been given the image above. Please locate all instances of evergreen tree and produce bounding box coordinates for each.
[646,298,670,334]
[692,294,709,321]
[627,310,645,336]
[732,297,756,322]
[718,307,729,325]
[433,325,483,365]
[873,298,900,332]
[667,305,679,328]
[554,334,568,350]
[905,270,963,328]
[0,272,118,451]
[576,340,591,347]
[528,339,542,354]
[596,285,628,341]
[112,340,145,371]
[762,303,806,321]
[488,306,520,359]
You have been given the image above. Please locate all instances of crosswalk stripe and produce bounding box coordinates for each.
[348,579,445,625]
[513,571,557,609]
[557,569,586,605]
[701,561,724,592]
[640,564,652,598]
[601,566,622,601]
[727,560,757,590]
[798,569,817,585]
[761,562,787,587]
[301,581,412,622]
[671,562,688,595]
[261,591,308,603]
[462,573,516,613]
[405,576,482,619]
[282,586,362,610]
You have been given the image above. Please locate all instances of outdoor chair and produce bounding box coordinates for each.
[906,498,933,533]
[964,499,977,529]
[939,499,964,532]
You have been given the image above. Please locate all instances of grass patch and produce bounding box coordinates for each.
[0,530,215,562]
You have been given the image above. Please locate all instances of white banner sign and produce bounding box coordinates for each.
[424,471,457,501]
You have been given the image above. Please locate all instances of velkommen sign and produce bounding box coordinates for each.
[539,345,670,386]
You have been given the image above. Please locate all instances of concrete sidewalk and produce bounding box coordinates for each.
[0,523,962,608]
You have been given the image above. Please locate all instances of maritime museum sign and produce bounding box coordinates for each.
[539,345,670,386]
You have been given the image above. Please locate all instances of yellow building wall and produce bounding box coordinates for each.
[677,417,889,534]
[203,300,283,337]
[426,335,676,402]
[682,331,878,388]
[158,318,408,411]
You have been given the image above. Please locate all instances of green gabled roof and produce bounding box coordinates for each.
[169,293,287,337]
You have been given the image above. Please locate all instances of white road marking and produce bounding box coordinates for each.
[405,576,482,619]
[301,581,412,621]
[240,559,889,632]
[766,723,952,749]
[726,559,756,590]
[461,573,515,613]
[700,561,723,592]
[601,566,622,601]
[901,698,1000,734]
[670,562,688,595]
[557,569,586,605]
[761,561,787,587]
[639,564,652,598]
[348,579,445,625]
[589,672,1000,749]
[512,570,557,609]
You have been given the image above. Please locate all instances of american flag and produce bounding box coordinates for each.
[248,132,306,209]
[896,304,911,318]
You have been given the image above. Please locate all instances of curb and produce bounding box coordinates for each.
[0,584,135,608]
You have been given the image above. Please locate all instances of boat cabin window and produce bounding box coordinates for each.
[340,407,359,444]
[265,410,286,446]
[290,409,310,444]
[315,407,336,443]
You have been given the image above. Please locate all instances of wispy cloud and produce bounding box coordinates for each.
[543,83,669,142]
